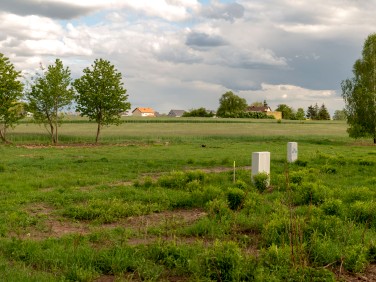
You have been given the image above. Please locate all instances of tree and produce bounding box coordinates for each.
[275,104,294,120]
[26,59,74,144]
[333,109,346,120]
[182,107,214,117]
[73,58,130,143]
[295,108,306,120]
[318,103,331,120]
[216,91,247,117]
[0,53,24,142]
[306,103,319,120]
[342,33,376,143]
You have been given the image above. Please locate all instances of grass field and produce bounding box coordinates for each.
[1,118,375,281]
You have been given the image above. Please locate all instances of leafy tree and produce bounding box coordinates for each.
[182,107,214,117]
[216,91,247,117]
[26,59,74,144]
[295,108,306,120]
[318,103,331,120]
[306,103,319,120]
[333,109,346,121]
[275,104,294,119]
[342,33,376,143]
[0,53,24,142]
[73,58,130,143]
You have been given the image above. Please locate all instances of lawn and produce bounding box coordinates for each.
[0,118,375,281]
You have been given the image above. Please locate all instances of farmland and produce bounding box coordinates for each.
[0,118,375,281]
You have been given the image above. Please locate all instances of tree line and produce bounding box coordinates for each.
[0,56,130,144]
[184,91,333,120]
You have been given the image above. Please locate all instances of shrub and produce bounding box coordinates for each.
[191,185,222,206]
[342,187,375,203]
[260,244,292,276]
[262,216,290,246]
[200,241,243,281]
[235,180,248,190]
[290,171,305,185]
[252,172,269,192]
[0,164,5,172]
[348,201,376,226]
[308,234,342,267]
[206,199,232,220]
[321,199,343,216]
[320,165,337,174]
[292,183,332,206]
[367,241,376,263]
[227,188,245,210]
[157,171,187,189]
[343,244,368,273]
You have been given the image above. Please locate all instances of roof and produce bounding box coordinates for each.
[132,107,155,113]
[246,106,271,112]
[168,110,186,116]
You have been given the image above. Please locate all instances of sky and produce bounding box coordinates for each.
[1,0,376,115]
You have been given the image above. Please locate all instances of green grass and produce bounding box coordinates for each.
[0,118,375,281]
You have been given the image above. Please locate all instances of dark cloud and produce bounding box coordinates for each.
[186,32,227,48]
[202,2,245,22]
[1,0,97,19]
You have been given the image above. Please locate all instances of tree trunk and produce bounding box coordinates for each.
[50,123,56,144]
[0,127,6,143]
[95,123,101,143]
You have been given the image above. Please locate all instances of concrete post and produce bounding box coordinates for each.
[252,152,270,179]
[287,142,298,163]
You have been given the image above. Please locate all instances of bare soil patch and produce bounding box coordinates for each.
[338,264,376,281]
[24,207,206,241]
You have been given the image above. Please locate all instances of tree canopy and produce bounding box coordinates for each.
[341,33,376,143]
[0,53,24,142]
[73,58,130,143]
[26,59,74,144]
[183,107,214,117]
[216,91,247,118]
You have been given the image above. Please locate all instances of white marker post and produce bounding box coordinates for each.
[251,152,270,183]
[287,142,298,163]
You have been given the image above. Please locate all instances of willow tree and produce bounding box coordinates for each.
[217,91,247,117]
[73,59,130,143]
[0,53,24,142]
[26,59,74,144]
[342,33,376,144]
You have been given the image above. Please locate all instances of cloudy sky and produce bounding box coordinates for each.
[1,0,375,115]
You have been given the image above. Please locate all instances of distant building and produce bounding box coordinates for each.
[246,106,272,112]
[168,110,186,117]
[246,105,282,120]
[132,107,156,117]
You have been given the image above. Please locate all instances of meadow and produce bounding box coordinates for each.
[0,118,375,281]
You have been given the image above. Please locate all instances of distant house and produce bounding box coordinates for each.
[246,106,272,112]
[168,110,186,117]
[246,105,282,120]
[132,107,156,117]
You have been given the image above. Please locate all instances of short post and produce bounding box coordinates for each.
[252,152,270,182]
[287,142,298,163]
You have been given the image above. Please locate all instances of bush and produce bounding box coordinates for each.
[200,241,243,281]
[321,199,343,216]
[227,188,245,210]
[289,171,305,185]
[309,234,342,267]
[292,183,332,206]
[206,199,232,220]
[157,170,205,190]
[343,244,368,273]
[252,172,269,192]
[348,201,376,226]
